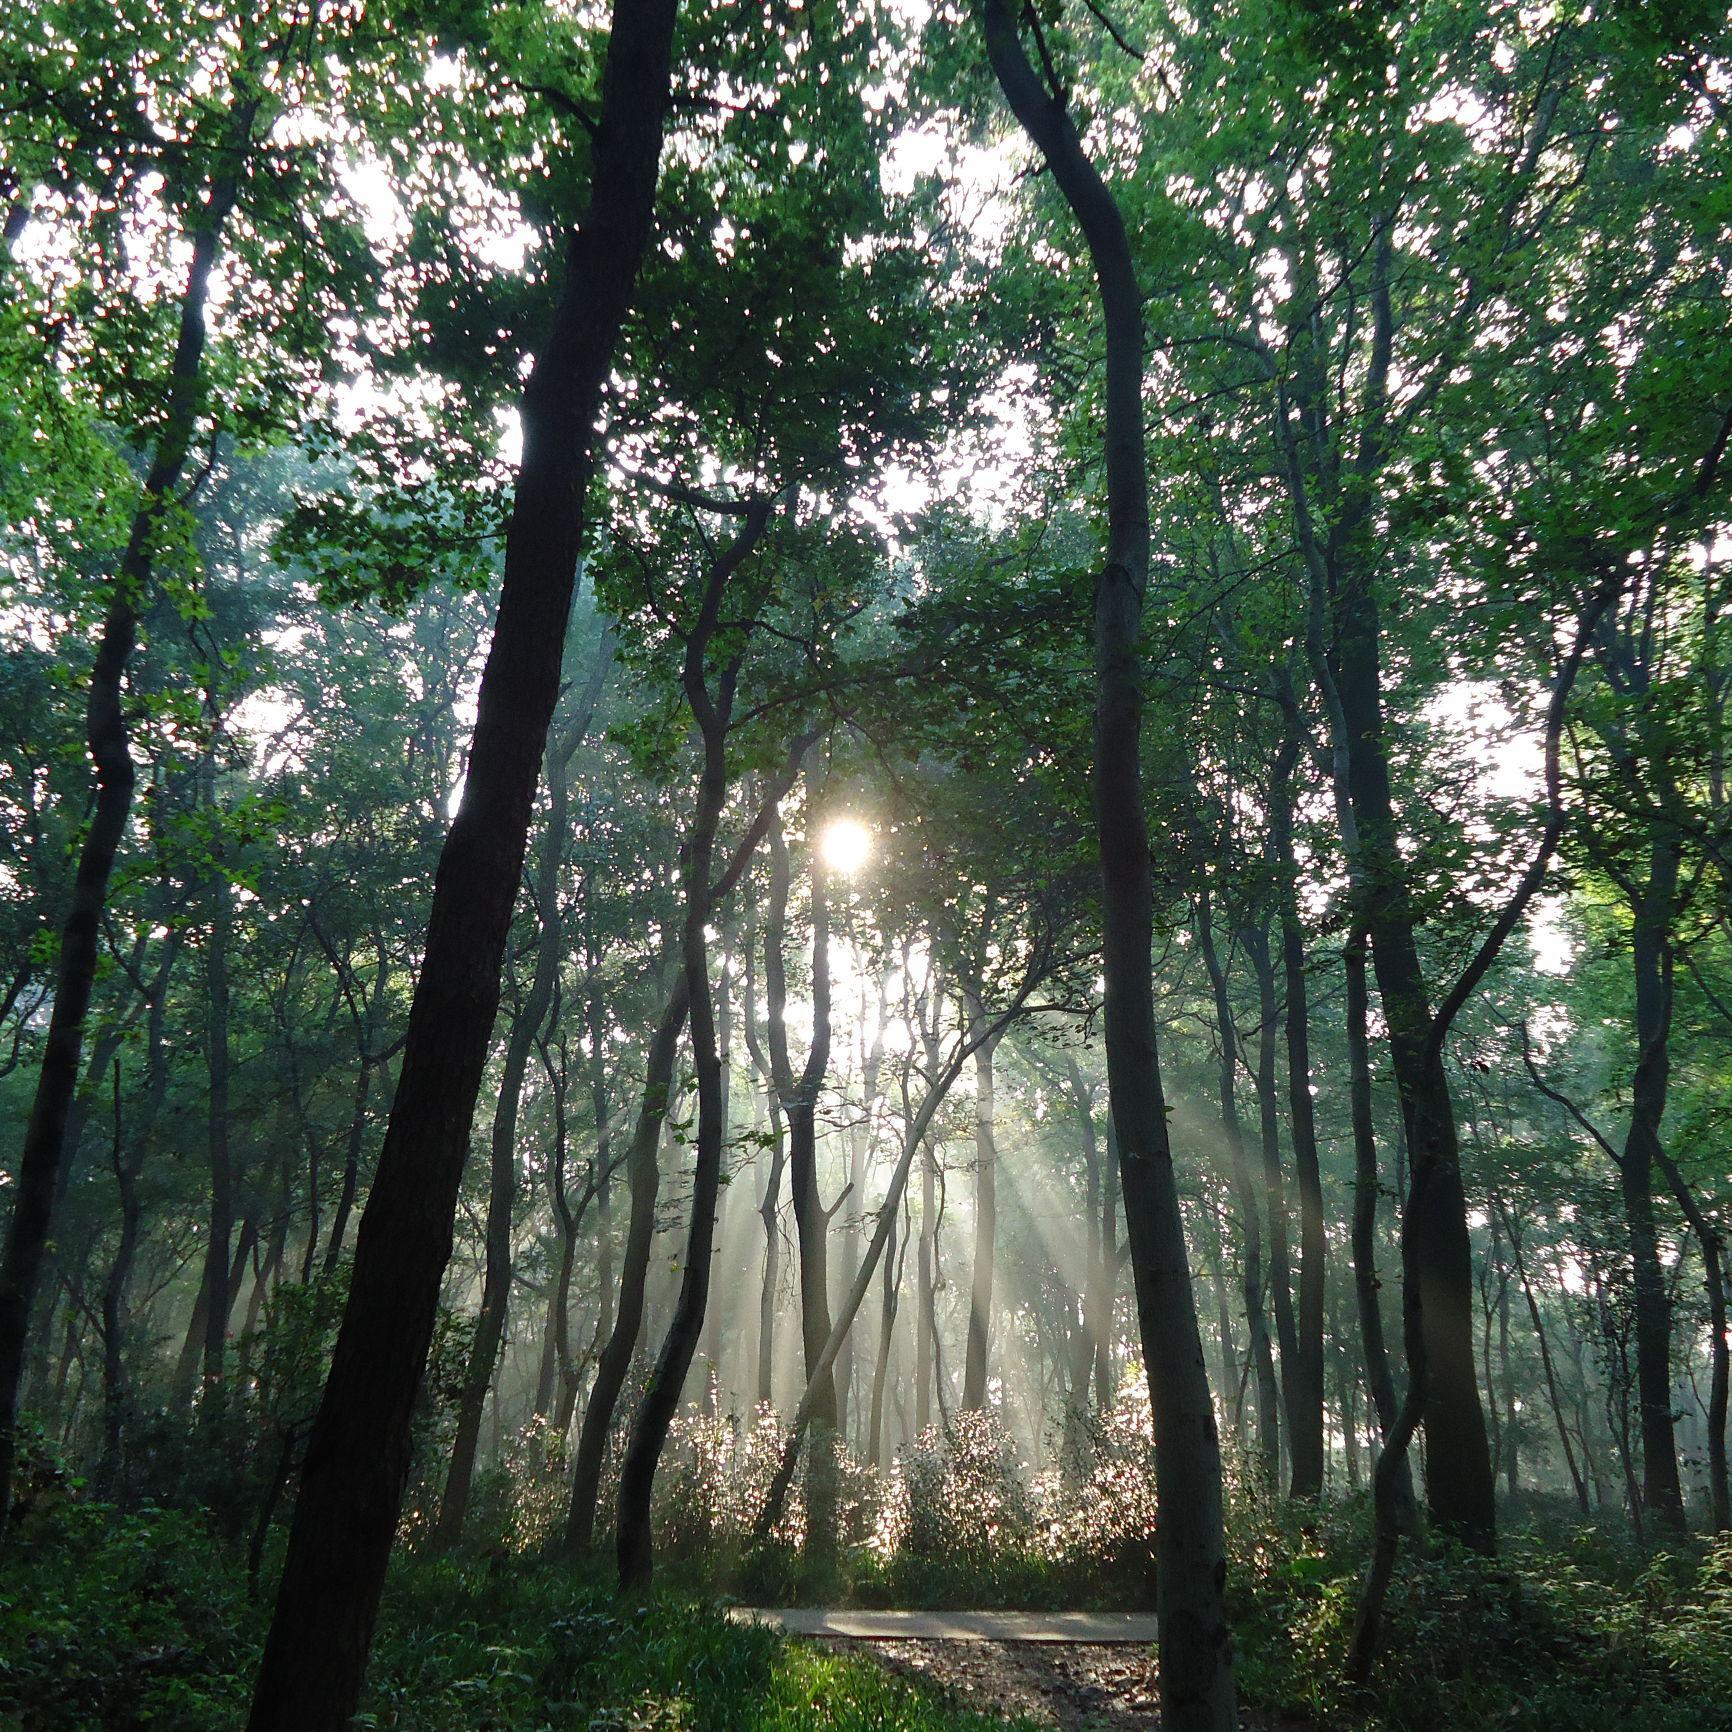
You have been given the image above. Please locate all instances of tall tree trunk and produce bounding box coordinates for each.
[565,970,688,1552]
[764,788,838,1572]
[436,630,609,1548]
[1497,1200,1590,1514]
[962,1023,999,1411]
[978,7,1235,1719]
[1196,903,1279,1490]
[1334,574,1495,1550]
[1245,923,1301,1486]
[1268,725,1326,1499]
[201,788,235,1422]
[1620,853,1686,1531]
[1650,1149,1729,1532]
[1344,930,1415,1533]
[867,1197,905,1470]
[740,920,785,1410]
[916,1134,936,1434]
[0,155,247,1521]
[615,514,770,1587]
[246,11,679,1721]
[834,978,883,1442]
[699,958,734,1410]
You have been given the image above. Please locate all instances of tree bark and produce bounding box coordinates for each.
[764,783,838,1570]
[1268,729,1326,1499]
[977,6,1235,1720]
[0,152,247,1522]
[962,1022,999,1411]
[246,11,679,1721]
[614,503,772,1587]
[436,628,610,1547]
[565,967,689,1552]
[1620,849,1686,1531]
[1196,902,1279,1490]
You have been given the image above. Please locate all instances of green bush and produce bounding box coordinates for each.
[0,1503,1040,1732]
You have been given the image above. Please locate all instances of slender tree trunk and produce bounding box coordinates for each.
[1345,930,1417,1530]
[740,922,785,1410]
[1620,862,1686,1531]
[867,1198,905,1471]
[1269,734,1326,1499]
[765,789,838,1571]
[1650,1149,1729,1531]
[246,13,679,1720]
[615,521,770,1586]
[1334,577,1495,1549]
[201,803,235,1421]
[565,970,689,1552]
[917,1135,936,1434]
[963,1024,999,1411]
[0,162,246,1521]
[1197,903,1279,1490]
[978,7,1234,1718]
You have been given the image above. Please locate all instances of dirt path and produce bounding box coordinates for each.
[821,1635,1161,1730]
[726,1610,1308,1730]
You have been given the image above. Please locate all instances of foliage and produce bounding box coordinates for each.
[0,1502,1042,1732]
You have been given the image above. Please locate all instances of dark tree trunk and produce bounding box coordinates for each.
[765,788,838,1569]
[1245,923,1304,1493]
[962,1025,999,1411]
[867,1198,905,1470]
[1498,1200,1590,1514]
[978,6,1235,1719]
[916,1134,936,1434]
[615,507,771,1587]
[1621,856,1686,1531]
[436,631,608,1548]
[200,808,235,1420]
[739,922,786,1410]
[1334,576,1495,1550]
[246,11,679,1722]
[1268,731,1327,1500]
[1196,903,1279,1490]
[565,969,689,1552]
[0,163,245,1521]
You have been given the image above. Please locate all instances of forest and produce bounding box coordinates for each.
[1,0,1730,1727]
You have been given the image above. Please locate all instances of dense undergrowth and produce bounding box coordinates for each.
[0,1500,1042,1732]
[4,1479,1730,1731]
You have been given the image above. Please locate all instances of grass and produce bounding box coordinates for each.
[6,1492,1732,1730]
[0,1502,1041,1732]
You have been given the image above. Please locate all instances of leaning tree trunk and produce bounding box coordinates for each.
[566,749,810,1552]
[0,159,247,1523]
[436,630,609,1548]
[245,10,679,1723]
[1334,569,1496,1551]
[615,510,771,1587]
[565,970,688,1553]
[977,6,1234,1721]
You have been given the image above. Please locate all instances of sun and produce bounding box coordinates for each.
[817,817,873,877]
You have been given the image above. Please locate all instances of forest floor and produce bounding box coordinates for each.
[808,1634,1314,1729]
[815,1635,1162,1730]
